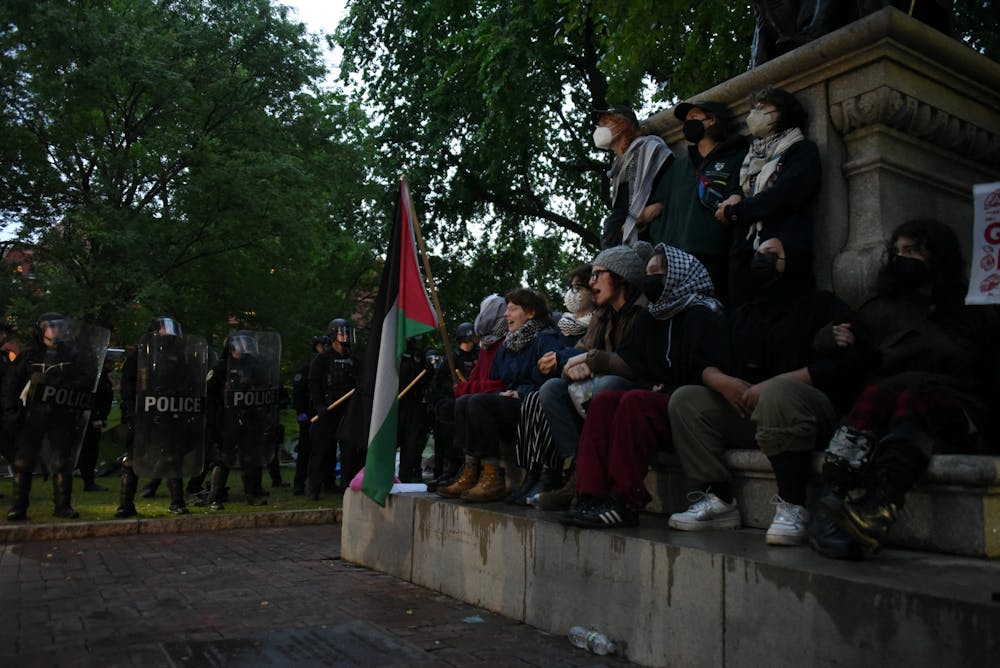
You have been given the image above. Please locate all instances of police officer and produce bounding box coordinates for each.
[115,316,193,517]
[397,338,432,483]
[3,313,108,520]
[307,318,358,499]
[426,322,479,490]
[291,336,326,495]
[206,331,280,509]
[77,358,113,491]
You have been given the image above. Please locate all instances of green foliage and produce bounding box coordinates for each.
[0,0,380,364]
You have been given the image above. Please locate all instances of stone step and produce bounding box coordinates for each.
[341,492,1000,668]
[644,451,1000,558]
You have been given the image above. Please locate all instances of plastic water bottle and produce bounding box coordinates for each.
[568,626,617,656]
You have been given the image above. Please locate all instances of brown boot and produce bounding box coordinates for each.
[533,469,576,510]
[461,464,506,503]
[437,463,480,499]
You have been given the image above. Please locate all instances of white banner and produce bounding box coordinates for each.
[965,182,1000,305]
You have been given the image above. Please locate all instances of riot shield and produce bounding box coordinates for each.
[132,333,209,478]
[222,331,281,468]
[24,320,110,475]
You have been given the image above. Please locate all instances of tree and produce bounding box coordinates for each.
[0,0,380,354]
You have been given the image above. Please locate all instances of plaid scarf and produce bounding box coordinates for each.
[648,244,722,320]
[504,318,543,353]
[557,312,592,337]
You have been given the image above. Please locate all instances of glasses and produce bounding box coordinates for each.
[568,283,589,293]
[589,269,610,283]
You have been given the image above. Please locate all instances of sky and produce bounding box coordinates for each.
[279,0,348,85]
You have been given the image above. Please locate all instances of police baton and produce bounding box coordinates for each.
[397,368,428,400]
[310,389,356,423]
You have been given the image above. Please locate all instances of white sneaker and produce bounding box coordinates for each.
[668,491,740,531]
[765,497,809,546]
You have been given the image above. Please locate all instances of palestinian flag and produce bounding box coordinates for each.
[359,178,438,506]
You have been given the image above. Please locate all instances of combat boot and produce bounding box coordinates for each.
[167,478,189,514]
[436,463,480,499]
[244,468,268,506]
[6,471,32,521]
[533,469,576,511]
[208,465,229,510]
[52,472,80,519]
[115,466,139,518]
[461,464,506,503]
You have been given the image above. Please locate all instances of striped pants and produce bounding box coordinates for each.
[515,391,563,471]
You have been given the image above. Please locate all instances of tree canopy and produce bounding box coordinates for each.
[0,0,379,351]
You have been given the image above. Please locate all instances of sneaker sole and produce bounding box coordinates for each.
[668,515,740,531]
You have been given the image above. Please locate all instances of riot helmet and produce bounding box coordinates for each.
[36,311,69,346]
[425,349,443,370]
[310,335,325,353]
[228,330,259,357]
[327,318,356,345]
[455,322,475,343]
[147,316,182,337]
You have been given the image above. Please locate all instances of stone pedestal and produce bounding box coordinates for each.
[646,7,1000,305]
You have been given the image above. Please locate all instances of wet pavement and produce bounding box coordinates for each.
[0,524,628,667]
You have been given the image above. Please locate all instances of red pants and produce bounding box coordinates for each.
[576,389,672,509]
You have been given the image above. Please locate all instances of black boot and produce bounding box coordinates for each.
[810,482,862,560]
[6,471,32,521]
[140,478,161,498]
[208,465,229,510]
[827,439,929,555]
[52,472,79,519]
[167,478,189,514]
[425,459,460,493]
[115,466,138,518]
[505,468,540,505]
[245,468,268,506]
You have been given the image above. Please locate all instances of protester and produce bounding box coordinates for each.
[437,288,560,503]
[534,245,655,511]
[563,245,725,528]
[715,86,820,307]
[507,265,594,505]
[813,219,1000,558]
[650,100,748,300]
[594,105,672,248]
[667,236,871,545]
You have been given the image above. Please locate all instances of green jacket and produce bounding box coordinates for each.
[649,137,747,256]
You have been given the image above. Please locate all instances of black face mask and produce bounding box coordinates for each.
[889,254,929,286]
[750,252,783,291]
[642,274,666,303]
[682,119,706,144]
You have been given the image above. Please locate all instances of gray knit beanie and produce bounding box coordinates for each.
[592,245,646,288]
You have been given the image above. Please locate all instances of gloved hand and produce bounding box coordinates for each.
[297,412,309,423]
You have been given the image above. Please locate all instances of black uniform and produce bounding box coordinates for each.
[428,346,478,481]
[291,354,316,493]
[396,341,431,483]
[307,346,358,498]
[77,365,113,491]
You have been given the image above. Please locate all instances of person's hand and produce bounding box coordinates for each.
[715,375,752,417]
[537,351,558,375]
[499,389,519,399]
[740,380,769,412]
[715,194,742,222]
[565,361,592,382]
[832,322,855,348]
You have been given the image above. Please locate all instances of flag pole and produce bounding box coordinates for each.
[401,175,459,385]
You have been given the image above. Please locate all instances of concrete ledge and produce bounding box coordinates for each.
[0,508,341,544]
[645,451,1000,558]
[341,492,1000,668]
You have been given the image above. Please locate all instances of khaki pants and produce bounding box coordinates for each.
[667,378,837,485]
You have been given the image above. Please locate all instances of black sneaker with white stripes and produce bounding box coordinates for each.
[560,495,638,529]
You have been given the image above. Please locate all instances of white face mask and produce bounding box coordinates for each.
[746,108,776,138]
[563,287,583,313]
[593,125,614,149]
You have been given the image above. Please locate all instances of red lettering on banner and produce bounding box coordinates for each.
[986,222,1000,245]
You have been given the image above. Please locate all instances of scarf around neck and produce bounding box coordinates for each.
[504,318,543,353]
[557,312,592,337]
[608,135,671,245]
[738,127,804,248]
[648,244,722,320]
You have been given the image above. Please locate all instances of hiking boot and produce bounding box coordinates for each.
[561,494,637,529]
[461,464,506,503]
[824,492,897,555]
[765,497,808,546]
[436,463,480,499]
[668,491,740,531]
[532,469,575,511]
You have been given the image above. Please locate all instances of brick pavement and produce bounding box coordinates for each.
[0,524,629,667]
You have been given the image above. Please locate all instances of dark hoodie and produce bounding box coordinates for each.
[724,246,873,413]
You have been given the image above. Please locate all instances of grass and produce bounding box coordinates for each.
[1,402,342,523]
